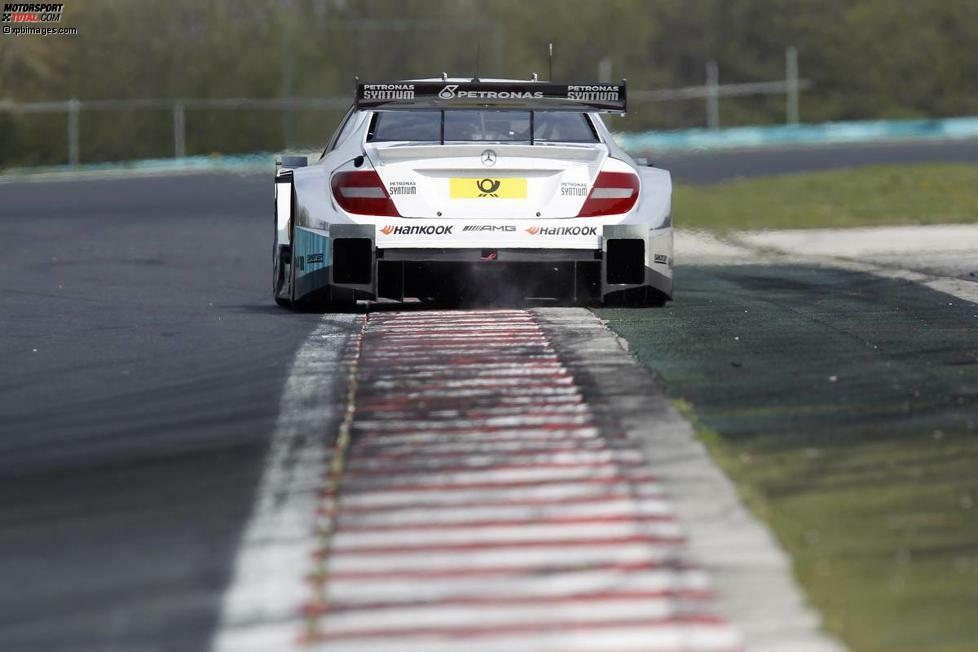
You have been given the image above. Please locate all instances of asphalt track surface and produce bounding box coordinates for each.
[0,140,976,652]
[601,264,978,445]
[655,137,978,184]
[0,174,321,651]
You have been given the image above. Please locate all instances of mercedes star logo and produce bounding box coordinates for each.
[481,149,497,167]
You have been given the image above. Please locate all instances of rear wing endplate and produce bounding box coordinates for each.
[356,80,626,113]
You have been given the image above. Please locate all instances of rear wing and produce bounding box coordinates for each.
[356,80,627,113]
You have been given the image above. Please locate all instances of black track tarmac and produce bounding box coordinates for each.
[0,173,327,652]
[599,265,978,444]
[655,138,978,184]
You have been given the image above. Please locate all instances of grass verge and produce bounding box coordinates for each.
[677,403,978,652]
[597,264,978,652]
[675,163,978,230]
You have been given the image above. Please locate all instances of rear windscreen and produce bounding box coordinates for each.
[532,112,599,143]
[367,110,598,144]
[369,111,441,142]
[444,111,531,142]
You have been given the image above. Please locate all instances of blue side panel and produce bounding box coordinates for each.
[293,227,330,274]
[292,227,331,297]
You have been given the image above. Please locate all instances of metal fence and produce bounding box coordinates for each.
[0,48,807,167]
[0,97,352,166]
[634,48,809,129]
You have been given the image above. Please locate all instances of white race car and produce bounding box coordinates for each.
[274,77,672,308]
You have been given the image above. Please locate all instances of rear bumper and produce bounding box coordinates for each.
[380,248,600,262]
[287,223,672,304]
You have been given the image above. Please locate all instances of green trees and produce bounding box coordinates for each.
[2,0,977,166]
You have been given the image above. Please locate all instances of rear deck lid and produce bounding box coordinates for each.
[366,140,607,219]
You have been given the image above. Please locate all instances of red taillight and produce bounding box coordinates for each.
[330,170,401,217]
[577,171,640,217]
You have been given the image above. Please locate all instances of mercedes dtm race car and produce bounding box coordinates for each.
[273,78,673,308]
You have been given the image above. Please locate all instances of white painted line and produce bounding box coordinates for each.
[319,599,720,635]
[217,621,739,652]
[368,327,546,334]
[339,479,665,509]
[337,497,675,527]
[331,520,684,549]
[353,410,593,426]
[357,369,569,381]
[326,543,680,574]
[346,449,647,471]
[324,566,715,605]
[698,226,978,307]
[351,413,592,431]
[344,427,602,446]
[829,259,978,306]
[739,224,978,258]
[303,627,742,652]
[357,361,566,371]
[210,315,358,651]
[361,351,559,360]
[341,464,654,488]
[359,385,581,399]
[360,376,574,390]
[349,435,605,457]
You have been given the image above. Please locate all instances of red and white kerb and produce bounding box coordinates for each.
[302,310,742,652]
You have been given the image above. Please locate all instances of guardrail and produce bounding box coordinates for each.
[617,115,978,152]
[4,115,977,180]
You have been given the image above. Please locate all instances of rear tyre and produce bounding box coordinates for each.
[273,245,295,310]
